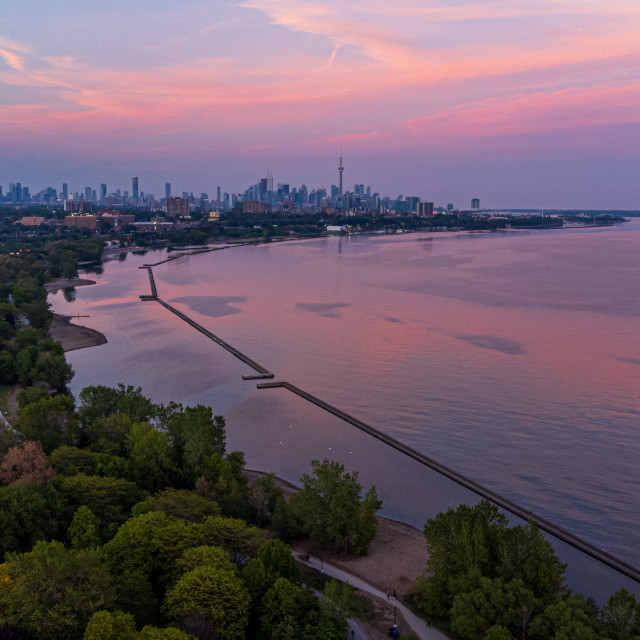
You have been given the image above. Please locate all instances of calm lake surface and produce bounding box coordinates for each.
[50,220,640,599]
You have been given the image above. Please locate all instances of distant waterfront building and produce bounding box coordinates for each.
[17,216,46,226]
[64,214,97,230]
[64,200,95,213]
[471,198,480,209]
[166,197,189,218]
[242,200,265,214]
[418,201,434,216]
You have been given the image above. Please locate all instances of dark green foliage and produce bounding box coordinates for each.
[162,565,250,640]
[287,459,382,555]
[162,403,226,484]
[0,352,16,384]
[16,386,48,409]
[17,394,77,454]
[50,445,97,475]
[0,483,67,558]
[248,472,283,526]
[83,610,138,640]
[1,540,114,640]
[529,594,601,640]
[134,488,220,523]
[86,413,133,455]
[126,422,178,493]
[78,384,155,429]
[416,500,567,638]
[56,473,145,525]
[258,539,300,584]
[601,588,640,640]
[67,505,101,549]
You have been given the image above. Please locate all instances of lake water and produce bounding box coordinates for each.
[50,220,640,600]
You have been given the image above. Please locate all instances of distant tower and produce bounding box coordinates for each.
[338,150,344,197]
[62,183,68,201]
[471,198,480,209]
[165,183,171,200]
[132,177,139,202]
[100,183,107,203]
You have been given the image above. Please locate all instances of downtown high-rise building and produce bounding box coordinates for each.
[132,177,139,202]
[165,183,171,200]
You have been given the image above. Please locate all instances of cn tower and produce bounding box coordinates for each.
[338,150,344,196]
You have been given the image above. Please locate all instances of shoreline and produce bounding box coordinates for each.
[44,277,97,293]
[48,314,108,352]
[46,278,108,352]
[244,469,429,598]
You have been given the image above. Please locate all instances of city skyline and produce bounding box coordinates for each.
[1,1,639,209]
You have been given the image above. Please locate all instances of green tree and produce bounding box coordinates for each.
[495,521,566,606]
[249,472,282,526]
[0,351,16,384]
[601,588,640,640]
[133,488,220,523]
[203,515,267,562]
[163,565,250,640]
[17,394,78,454]
[126,422,177,492]
[78,384,155,429]
[289,459,382,555]
[258,539,300,584]
[417,500,509,617]
[68,505,101,549]
[16,385,49,408]
[165,405,226,482]
[86,413,133,455]
[56,473,144,525]
[259,577,306,640]
[529,594,601,640]
[83,610,137,640]
[1,540,114,640]
[50,445,97,475]
[0,483,66,557]
[172,545,236,586]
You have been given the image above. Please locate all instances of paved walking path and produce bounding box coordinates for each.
[297,553,449,640]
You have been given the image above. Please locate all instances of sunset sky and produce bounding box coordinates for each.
[1,0,639,208]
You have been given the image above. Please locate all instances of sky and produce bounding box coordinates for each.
[1,0,639,209]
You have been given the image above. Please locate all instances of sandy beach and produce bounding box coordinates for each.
[46,278,108,352]
[44,277,97,293]
[48,314,108,352]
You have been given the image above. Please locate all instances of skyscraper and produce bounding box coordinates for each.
[62,183,68,201]
[338,151,344,196]
[471,198,480,209]
[100,183,107,203]
[165,183,171,200]
[132,177,139,202]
